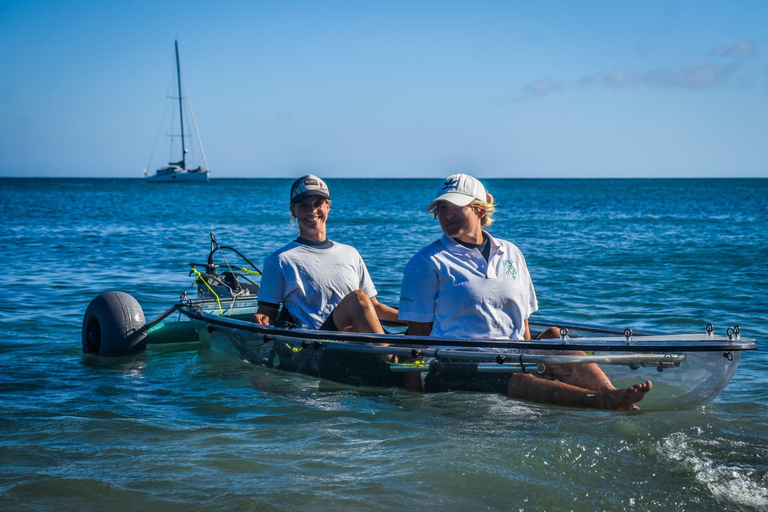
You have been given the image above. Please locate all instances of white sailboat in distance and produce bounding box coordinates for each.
[145,40,210,183]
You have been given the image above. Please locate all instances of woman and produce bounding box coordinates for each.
[399,173,652,409]
[252,174,399,332]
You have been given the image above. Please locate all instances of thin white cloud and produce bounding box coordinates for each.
[710,40,758,58]
[527,61,742,98]
[519,43,755,99]
[577,68,636,89]
[643,62,741,89]
[520,78,564,96]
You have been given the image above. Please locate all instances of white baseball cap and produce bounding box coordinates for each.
[290,174,330,204]
[428,174,487,211]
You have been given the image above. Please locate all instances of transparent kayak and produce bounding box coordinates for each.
[178,299,756,411]
[81,234,758,411]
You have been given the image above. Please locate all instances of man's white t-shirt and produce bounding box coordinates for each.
[258,240,377,329]
[399,233,538,340]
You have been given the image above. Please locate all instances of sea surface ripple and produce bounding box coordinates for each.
[1,178,766,511]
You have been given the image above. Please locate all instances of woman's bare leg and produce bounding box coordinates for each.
[331,290,385,334]
[535,326,615,391]
[507,373,652,410]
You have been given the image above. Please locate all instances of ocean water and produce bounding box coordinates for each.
[1,177,767,511]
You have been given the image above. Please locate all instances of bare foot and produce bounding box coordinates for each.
[588,380,652,410]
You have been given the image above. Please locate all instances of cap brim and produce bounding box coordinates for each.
[291,191,330,204]
[427,192,475,211]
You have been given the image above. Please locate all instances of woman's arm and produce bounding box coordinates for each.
[370,297,403,324]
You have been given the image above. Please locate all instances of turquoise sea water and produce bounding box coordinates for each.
[1,178,767,511]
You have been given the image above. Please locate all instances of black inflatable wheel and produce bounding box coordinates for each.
[82,291,148,356]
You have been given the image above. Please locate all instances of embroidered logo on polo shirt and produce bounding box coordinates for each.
[503,260,517,279]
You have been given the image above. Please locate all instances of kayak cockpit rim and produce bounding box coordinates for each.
[178,305,758,353]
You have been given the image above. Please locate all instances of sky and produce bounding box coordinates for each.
[0,0,766,178]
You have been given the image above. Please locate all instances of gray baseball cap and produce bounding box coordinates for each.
[290,174,330,204]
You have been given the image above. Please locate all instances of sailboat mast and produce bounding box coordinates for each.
[175,40,186,170]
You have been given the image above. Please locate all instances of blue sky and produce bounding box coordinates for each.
[1,0,766,178]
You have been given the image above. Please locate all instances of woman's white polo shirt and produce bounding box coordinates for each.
[399,232,537,340]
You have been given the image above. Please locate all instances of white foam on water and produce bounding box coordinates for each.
[660,431,768,509]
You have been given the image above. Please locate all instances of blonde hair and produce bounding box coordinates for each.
[429,193,496,227]
[473,193,496,227]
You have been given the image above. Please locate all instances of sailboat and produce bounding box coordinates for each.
[145,41,210,183]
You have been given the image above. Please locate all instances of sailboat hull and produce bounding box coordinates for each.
[145,169,209,182]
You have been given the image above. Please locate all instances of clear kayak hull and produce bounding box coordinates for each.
[180,303,755,410]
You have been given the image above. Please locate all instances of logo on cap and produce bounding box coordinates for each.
[442,177,460,191]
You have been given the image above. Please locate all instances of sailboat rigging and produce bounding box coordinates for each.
[145,41,210,182]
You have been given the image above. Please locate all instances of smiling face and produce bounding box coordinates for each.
[290,195,330,241]
[436,201,485,244]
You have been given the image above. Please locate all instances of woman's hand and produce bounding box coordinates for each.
[251,313,271,325]
[251,303,279,325]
